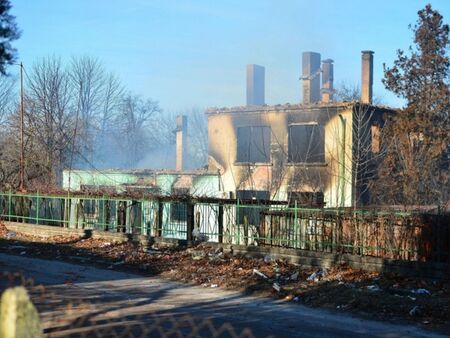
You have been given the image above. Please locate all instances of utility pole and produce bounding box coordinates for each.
[19,62,25,191]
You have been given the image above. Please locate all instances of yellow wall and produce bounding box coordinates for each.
[207,105,355,207]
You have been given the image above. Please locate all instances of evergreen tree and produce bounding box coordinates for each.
[0,0,20,74]
[376,4,449,207]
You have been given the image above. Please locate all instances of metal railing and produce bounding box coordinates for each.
[0,191,448,262]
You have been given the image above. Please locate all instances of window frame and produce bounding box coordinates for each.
[287,122,325,164]
[236,125,271,164]
[170,188,189,223]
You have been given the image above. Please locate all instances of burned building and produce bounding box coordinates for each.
[63,51,393,209]
[207,102,391,208]
[206,51,393,208]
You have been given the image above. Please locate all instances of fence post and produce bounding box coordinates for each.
[186,201,195,242]
[36,192,40,225]
[294,200,298,248]
[141,199,145,236]
[65,191,69,228]
[243,215,249,246]
[218,204,224,243]
[336,209,342,254]
[236,199,240,244]
[8,189,11,222]
[19,194,24,223]
[101,196,105,231]
[157,200,163,237]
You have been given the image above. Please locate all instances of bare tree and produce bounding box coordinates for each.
[25,56,77,185]
[70,56,104,123]
[69,56,105,161]
[0,53,168,188]
[99,72,124,136]
[93,71,124,167]
[334,81,384,105]
[115,95,161,167]
[334,82,361,102]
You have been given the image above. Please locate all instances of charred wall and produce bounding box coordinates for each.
[207,104,358,207]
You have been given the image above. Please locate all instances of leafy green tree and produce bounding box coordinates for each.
[0,0,20,74]
[376,4,449,207]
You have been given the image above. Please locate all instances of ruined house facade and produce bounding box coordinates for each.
[204,50,393,208]
[207,102,391,208]
[62,50,394,208]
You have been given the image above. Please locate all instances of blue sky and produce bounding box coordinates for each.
[10,0,450,112]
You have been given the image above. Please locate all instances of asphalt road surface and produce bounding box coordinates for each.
[0,253,447,338]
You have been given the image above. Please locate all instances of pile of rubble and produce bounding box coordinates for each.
[0,225,449,332]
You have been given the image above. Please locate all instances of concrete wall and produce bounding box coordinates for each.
[4,221,449,280]
[62,170,145,192]
[62,170,221,198]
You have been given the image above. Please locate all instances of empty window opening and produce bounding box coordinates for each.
[288,124,325,163]
[170,188,189,222]
[237,126,271,163]
[170,202,187,222]
[288,191,325,207]
[236,190,270,225]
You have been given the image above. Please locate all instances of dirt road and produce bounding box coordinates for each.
[0,253,446,338]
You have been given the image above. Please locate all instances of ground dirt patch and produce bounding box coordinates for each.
[0,222,449,334]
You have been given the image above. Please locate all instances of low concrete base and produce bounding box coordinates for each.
[214,243,450,280]
[3,221,449,280]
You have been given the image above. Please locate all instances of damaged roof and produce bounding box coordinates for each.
[206,101,396,115]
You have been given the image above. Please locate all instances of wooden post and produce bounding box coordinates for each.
[336,210,342,254]
[157,201,163,237]
[186,201,195,242]
[36,192,40,225]
[218,204,224,243]
[104,199,110,232]
[8,190,11,222]
[243,215,249,246]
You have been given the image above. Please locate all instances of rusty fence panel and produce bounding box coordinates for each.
[0,191,448,263]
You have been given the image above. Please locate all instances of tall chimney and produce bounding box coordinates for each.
[361,50,374,104]
[246,64,265,105]
[302,52,321,104]
[175,115,187,171]
[321,59,334,103]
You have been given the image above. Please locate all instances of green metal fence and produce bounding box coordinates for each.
[0,191,448,262]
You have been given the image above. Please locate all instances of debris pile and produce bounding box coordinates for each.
[0,224,449,331]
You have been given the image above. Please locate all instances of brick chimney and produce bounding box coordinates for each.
[246,64,265,106]
[175,115,187,171]
[301,52,321,104]
[361,51,374,104]
[321,59,334,103]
